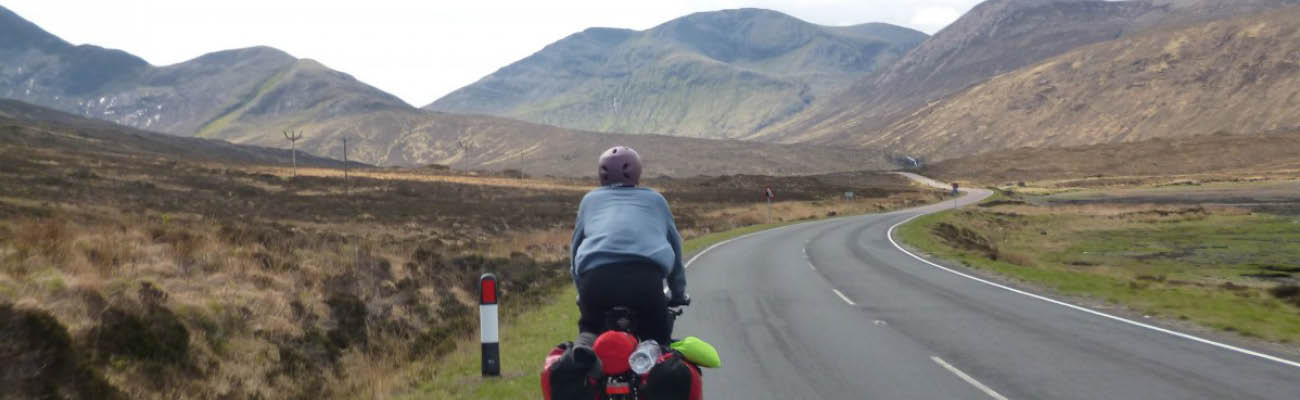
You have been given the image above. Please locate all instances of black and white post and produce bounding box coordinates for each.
[480,273,500,377]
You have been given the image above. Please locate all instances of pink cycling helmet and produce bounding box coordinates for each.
[598,146,642,187]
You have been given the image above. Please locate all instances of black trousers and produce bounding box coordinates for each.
[577,262,671,344]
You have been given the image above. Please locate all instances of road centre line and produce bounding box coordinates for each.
[887,214,1300,369]
[931,356,1011,400]
[832,289,855,306]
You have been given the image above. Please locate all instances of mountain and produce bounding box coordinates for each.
[0,5,408,138]
[188,57,411,142]
[870,5,1300,161]
[757,0,1300,144]
[425,8,926,140]
[0,5,899,176]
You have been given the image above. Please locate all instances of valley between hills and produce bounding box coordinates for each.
[3,0,1300,398]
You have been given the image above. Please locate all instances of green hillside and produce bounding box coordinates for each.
[425,8,926,140]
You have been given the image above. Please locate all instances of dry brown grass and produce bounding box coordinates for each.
[0,141,934,399]
[484,229,572,261]
[1,209,569,399]
[248,166,590,192]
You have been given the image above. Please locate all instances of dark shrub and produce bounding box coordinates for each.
[502,169,528,179]
[326,294,368,350]
[92,306,189,363]
[1269,285,1300,306]
[1,303,121,399]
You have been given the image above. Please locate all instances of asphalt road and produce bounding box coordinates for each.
[676,173,1300,399]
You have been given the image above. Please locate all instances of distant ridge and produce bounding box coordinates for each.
[0,99,356,167]
[426,8,927,140]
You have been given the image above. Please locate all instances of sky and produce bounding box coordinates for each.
[3,0,981,107]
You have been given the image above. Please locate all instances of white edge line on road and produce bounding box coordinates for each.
[685,223,804,269]
[888,214,1300,369]
[808,261,817,271]
[931,356,1011,400]
[686,216,837,270]
[684,236,738,270]
[832,289,856,306]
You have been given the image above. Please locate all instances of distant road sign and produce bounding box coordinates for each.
[952,183,960,195]
[845,191,855,200]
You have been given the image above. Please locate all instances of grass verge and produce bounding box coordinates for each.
[895,203,1300,344]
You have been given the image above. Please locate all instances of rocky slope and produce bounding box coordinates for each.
[271,107,897,176]
[877,5,1300,161]
[757,0,1300,144]
[425,8,926,139]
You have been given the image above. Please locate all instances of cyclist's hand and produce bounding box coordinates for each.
[668,293,691,307]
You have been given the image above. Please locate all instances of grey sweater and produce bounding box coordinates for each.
[571,186,686,298]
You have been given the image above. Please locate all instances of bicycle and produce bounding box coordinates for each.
[599,297,690,400]
[542,296,697,400]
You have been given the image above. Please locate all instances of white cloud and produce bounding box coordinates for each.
[2,1,981,106]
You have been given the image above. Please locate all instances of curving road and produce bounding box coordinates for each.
[676,173,1300,399]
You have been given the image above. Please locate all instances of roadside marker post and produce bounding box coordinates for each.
[952,183,960,209]
[480,273,500,377]
[342,136,351,197]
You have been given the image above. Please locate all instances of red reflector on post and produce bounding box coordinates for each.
[481,276,497,304]
[479,272,500,377]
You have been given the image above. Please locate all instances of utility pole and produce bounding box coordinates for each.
[764,186,775,224]
[343,135,348,196]
[283,130,303,177]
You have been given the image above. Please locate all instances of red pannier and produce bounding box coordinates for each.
[542,342,703,400]
[542,343,600,400]
[642,351,702,400]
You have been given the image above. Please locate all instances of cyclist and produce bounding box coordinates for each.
[571,146,688,348]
